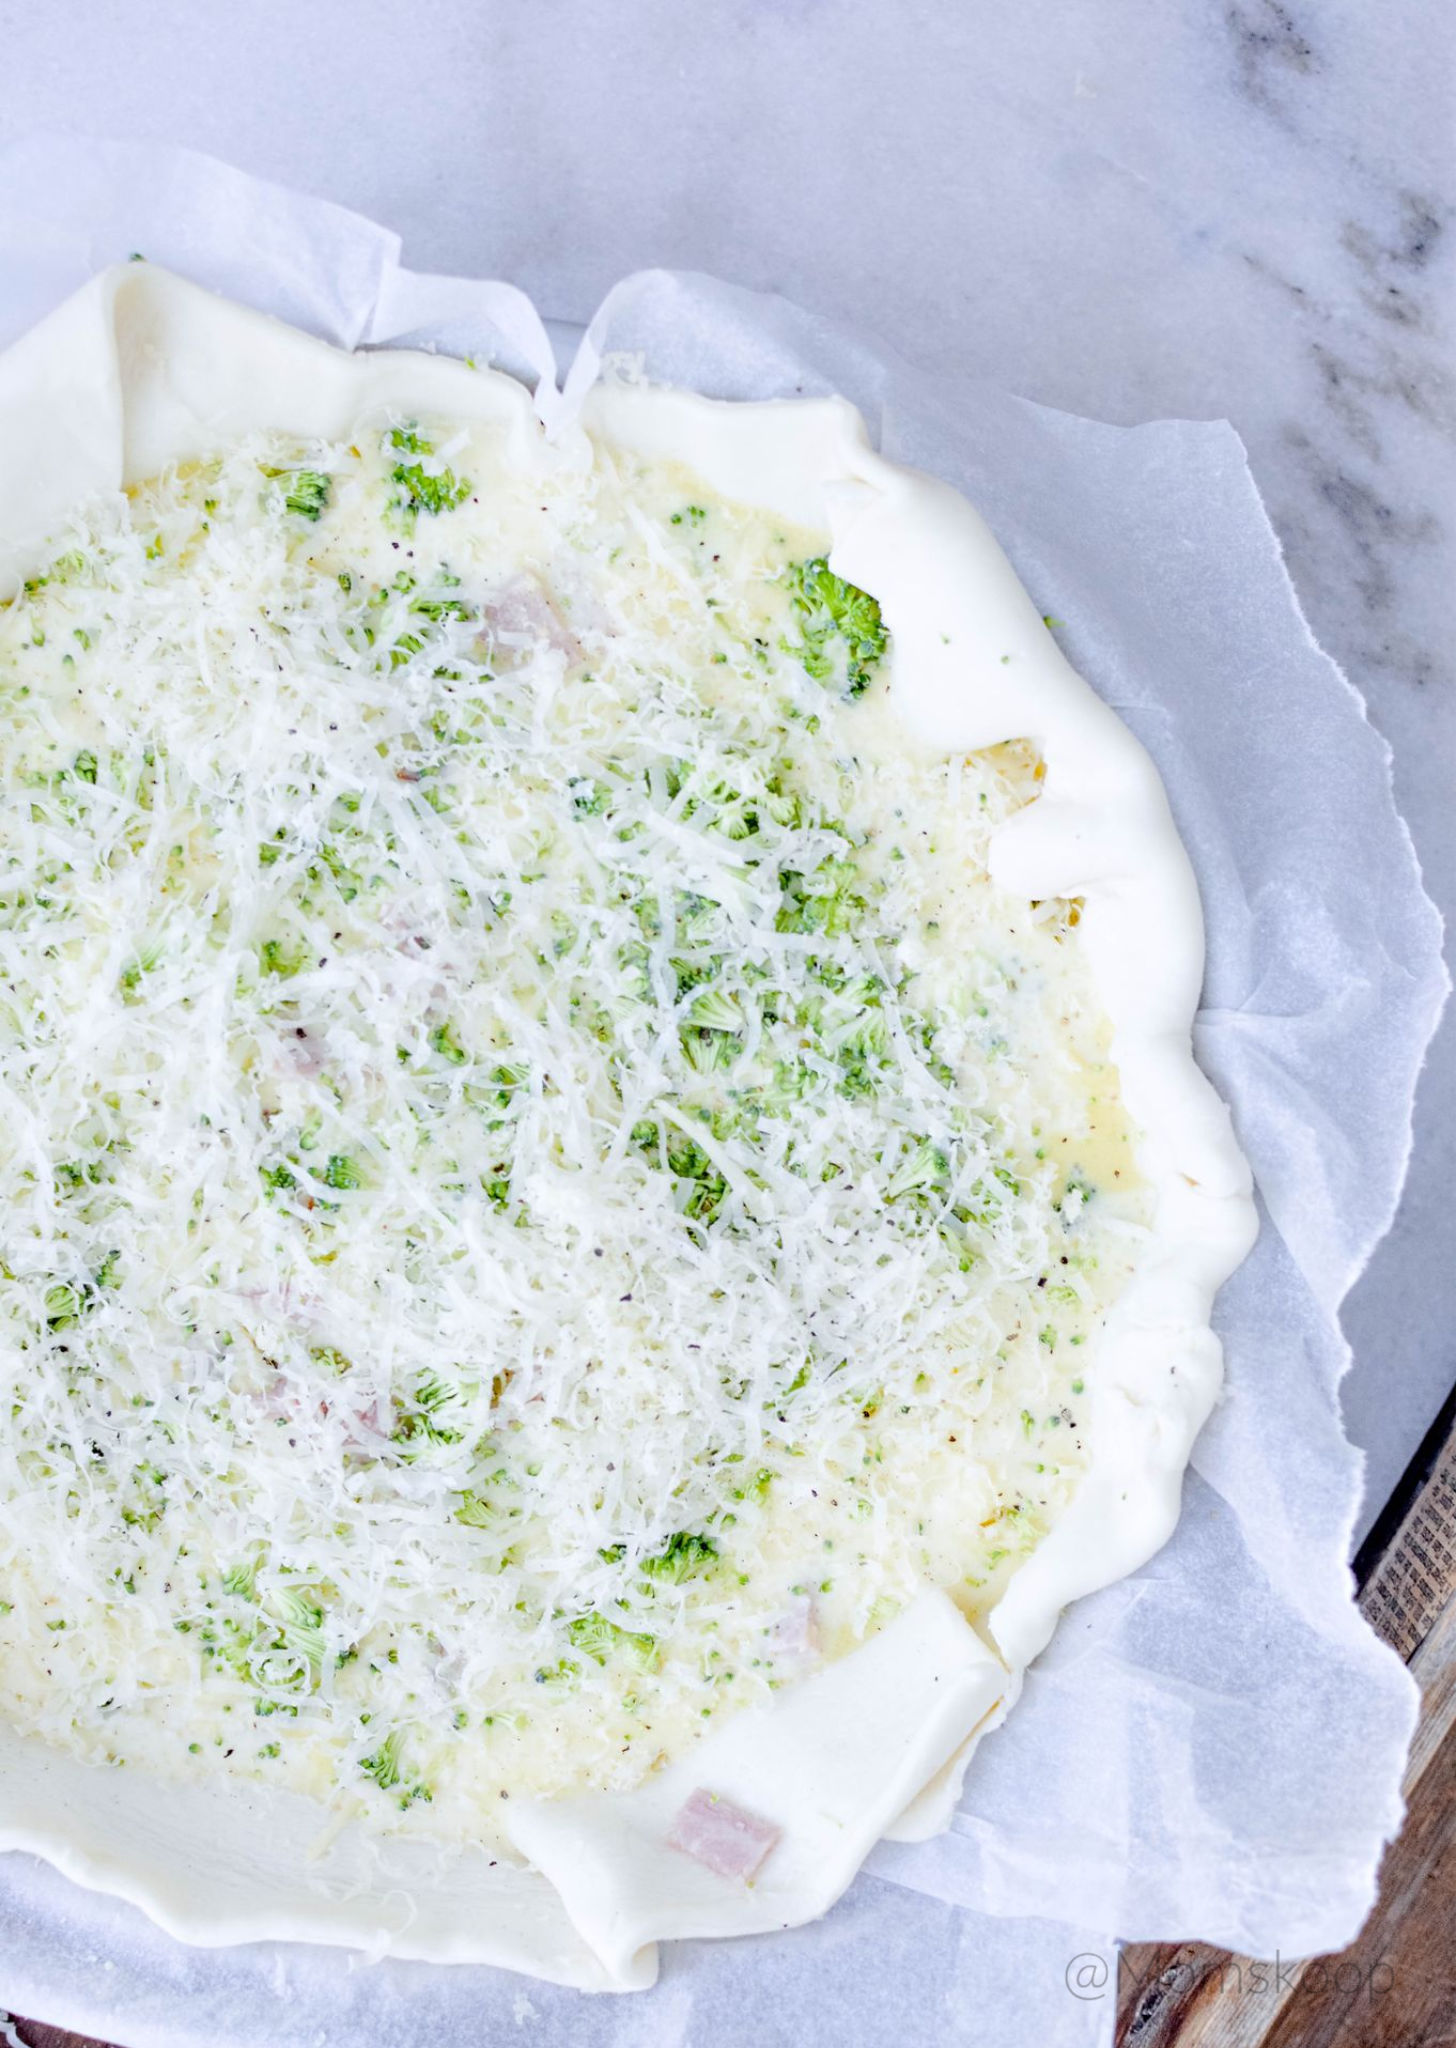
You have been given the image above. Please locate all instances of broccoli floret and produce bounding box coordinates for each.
[687,986,743,1034]
[775,853,866,938]
[569,777,611,817]
[258,936,307,979]
[392,1372,462,1451]
[260,466,332,520]
[360,1728,405,1791]
[264,1588,328,1673]
[641,1530,718,1583]
[568,1612,659,1668]
[429,1020,468,1066]
[43,1282,84,1331]
[387,426,472,522]
[221,1558,259,1600]
[884,1138,951,1201]
[629,1123,730,1228]
[411,593,475,623]
[283,471,331,521]
[119,942,162,996]
[681,1029,738,1076]
[785,557,888,700]
[271,1585,323,1625]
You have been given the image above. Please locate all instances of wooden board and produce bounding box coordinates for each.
[1117,1407,1456,2048]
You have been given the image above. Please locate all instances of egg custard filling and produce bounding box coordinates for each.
[0,417,1148,1845]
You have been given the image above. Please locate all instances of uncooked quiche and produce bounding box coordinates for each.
[0,267,1254,1988]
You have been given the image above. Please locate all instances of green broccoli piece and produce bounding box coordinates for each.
[774,854,866,938]
[392,1372,462,1450]
[258,936,307,979]
[569,777,611,817]
[267,1588,327,1672]
[410,593,475,623]
[641,1530,719,1583]
[532,1657,580,1688]
[568,1612,660,1669]
[785,557,888,700]
[221,1558,259,1600]
[283,471,331,521]
[360,1728,405,1791]
[687,986,743,1034]
[884,1139,951,1201]
[43,1282,84,1331]
[387,426,472,521]
[1056,1170,1096,1214]
[259,466,331,520]
[119,942,162,996]
[628,1124,730,1228]
[429,1020,469,1066]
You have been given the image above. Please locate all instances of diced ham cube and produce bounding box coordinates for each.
[322,1392,385,1449]
[767,1595,820,1665]
[275,1029,330,1079]
[666,1788,781,1882]
[481,576,583,667]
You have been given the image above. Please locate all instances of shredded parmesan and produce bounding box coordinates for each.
[0,417,1148,1844]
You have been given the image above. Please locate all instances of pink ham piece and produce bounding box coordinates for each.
[254,1376,382,1451]
[321,1391,385,1449]
[767,1594,820,1666]
[481,576,583,667]
[666,1788,781,1883]
[273,1028,330,1079]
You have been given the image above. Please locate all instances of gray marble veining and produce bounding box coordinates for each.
[0,0,1450,1535]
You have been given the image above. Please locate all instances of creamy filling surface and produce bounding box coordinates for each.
[0,416,1148,1844]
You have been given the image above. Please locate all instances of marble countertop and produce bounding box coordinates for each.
[0,0,1449,1539]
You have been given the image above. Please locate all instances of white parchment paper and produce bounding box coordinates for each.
[0,138,1445,2048]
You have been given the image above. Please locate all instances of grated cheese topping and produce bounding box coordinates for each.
[0,415,1149,1845]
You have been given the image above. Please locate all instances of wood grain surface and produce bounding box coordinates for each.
[1117,1409,1456,2048]
[5,1421,1453,2048]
